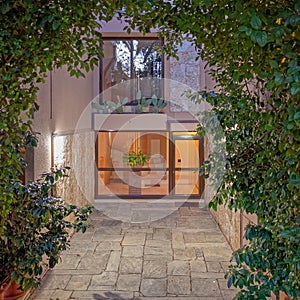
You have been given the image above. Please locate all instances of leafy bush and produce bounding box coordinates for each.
[120,0,300,298]
[0,167,93,291]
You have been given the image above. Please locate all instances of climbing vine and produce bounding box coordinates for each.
[1,0,299,298]
[0,0,119,234]
[121,0,300,298]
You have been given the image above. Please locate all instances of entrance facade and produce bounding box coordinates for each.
[96,126,204,199]
[95,36,206,199]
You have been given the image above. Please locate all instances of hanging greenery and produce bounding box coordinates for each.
[0,0,118,233]
[1,0,299,298]
[121,0,300,298]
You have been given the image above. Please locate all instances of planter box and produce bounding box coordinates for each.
[93,113,167,131]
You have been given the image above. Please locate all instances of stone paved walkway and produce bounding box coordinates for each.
[29,206,238,300]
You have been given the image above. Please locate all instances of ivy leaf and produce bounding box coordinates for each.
[227,277,233,288]
[203,0,211,6]
[47,15,54,22]
[288,173,300,186]
[239,25,252,35]
[294,112,300,120]
[233,71,240,82]
[286,14,300,26]
[239,26,248,32]
[52,21,60,30]
[274,72,284,85]
[266,80,275,90]
[251,14,262,30]
[269,60,278,69]
[291,83,300,95]
[287,66,300,75]
[254,31,268,47]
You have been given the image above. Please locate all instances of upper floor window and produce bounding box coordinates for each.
[101,38,163,102]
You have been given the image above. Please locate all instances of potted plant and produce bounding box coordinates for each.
[131,90,151,113]
[123,150,149,194]
[91,100,117,113]
[123,150,149,167]
[115,96,128,113]
[0,167,92,299]
[1,279,26,300]
[0,277,12,300]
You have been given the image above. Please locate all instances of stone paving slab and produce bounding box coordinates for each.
[28,206,238,300]
[133,296,223,300]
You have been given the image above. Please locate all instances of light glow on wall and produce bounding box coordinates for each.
[53,135,66,166]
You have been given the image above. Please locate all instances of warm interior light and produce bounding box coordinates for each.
[173,131,198,136]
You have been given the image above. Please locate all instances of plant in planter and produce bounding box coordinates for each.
[91,101,104,113]
[142,97,153,112]
[91,100,117,113]
[123,150,149,167]
[115,96,128,113]
[104,100,117,113]
[131,90,151,113]
[135,97,152,114]
[150,95,167,113]
[0,167,93,298]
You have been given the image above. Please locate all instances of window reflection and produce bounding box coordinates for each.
[97,132,168,196]
[102,39,163,102]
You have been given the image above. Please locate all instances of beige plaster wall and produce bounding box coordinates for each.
[33,74,52,178]
[52,66,97,134]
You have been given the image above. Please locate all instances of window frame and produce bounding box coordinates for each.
[99,37,164,100]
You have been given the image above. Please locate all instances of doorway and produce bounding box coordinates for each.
[170,132,204,197]
[96,131,204,198]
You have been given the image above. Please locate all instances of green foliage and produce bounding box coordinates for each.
[115,96,129,113]
[150,95,167,113]
[204,89,300,298]
[0,0,125,289]
[0,0,118,235]
[0,167,93,291]
[135,97,151,113]
[120,0,300,298]
[1,0,299,297]
[123,150,150,167]
[226,223,300,299]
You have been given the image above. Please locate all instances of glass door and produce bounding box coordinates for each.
[170,133,204,197]
[97,131,169,198]
[96,131,203,198]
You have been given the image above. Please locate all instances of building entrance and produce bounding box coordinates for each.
[96,130,204,199]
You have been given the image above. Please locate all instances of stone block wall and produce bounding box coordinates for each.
[54,131,95,207]
[210,206,241,251]
[169,41,211,91]
[210,207,260,251]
